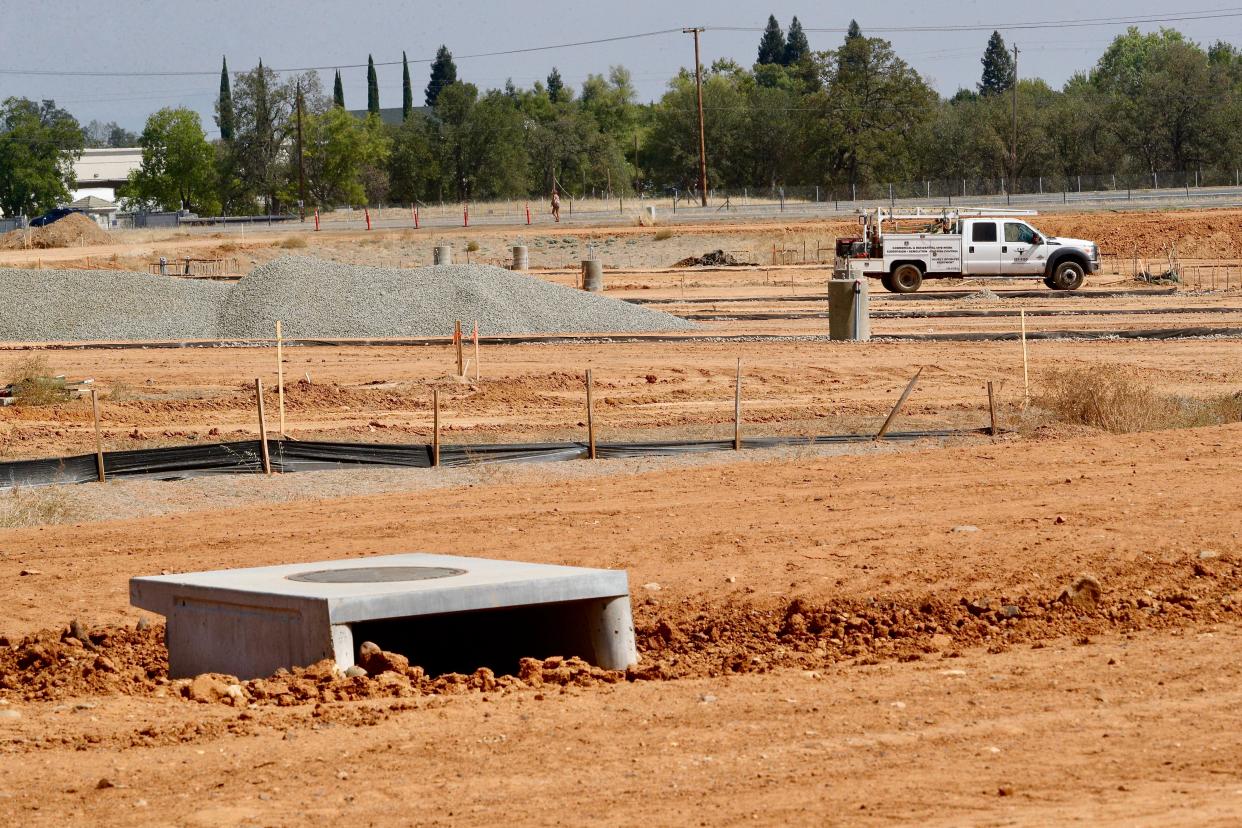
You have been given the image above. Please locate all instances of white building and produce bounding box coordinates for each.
[71,147,142,202]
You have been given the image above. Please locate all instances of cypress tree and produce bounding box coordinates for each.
[978,31,1016,96]
[402,51,413,120]
[426,45,458,107]
[547,67,564,102]
[216,56,234,141]
[783,17,810,65]
[846,20,862,41]
[757,15,786,65]
[333,69,345,108]
[367,55,380,115]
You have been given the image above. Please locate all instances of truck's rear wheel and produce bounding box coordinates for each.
[890,263,923,293]
[1049,260,1085,291]
[880,273,896,292]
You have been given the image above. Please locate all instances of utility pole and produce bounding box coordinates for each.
[684,26,708,207]
[296,80,306,222]
[1011,43,1019,193]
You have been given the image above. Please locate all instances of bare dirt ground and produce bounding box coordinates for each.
[0,424,1241,825]
[2,207,1242,825]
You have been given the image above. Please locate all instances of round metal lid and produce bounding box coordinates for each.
[286,566,467,584]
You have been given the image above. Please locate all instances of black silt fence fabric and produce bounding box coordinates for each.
[0,431,968,490]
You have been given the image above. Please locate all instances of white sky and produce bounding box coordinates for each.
[2,1,1240,133]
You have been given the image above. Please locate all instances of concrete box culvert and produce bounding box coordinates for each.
[129,553,638,680]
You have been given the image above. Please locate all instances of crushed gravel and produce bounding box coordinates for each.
[0,257,693,342]
[0,268,228,342]
[218,257,694,339]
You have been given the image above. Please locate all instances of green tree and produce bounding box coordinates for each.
[121,107,219,214]
[82,120,137,148]
[547,67,565,102]
[808,32,937,187]
[979,31,1015,96]
[301,106,390,206]
[757,15,786,65]
[402,52,413,120]
[432,83,526,199]
[0,97,83,217]
[367,55,380,115]
[230,61,308,212]
[388,114,438,202]
[333,70,345,108]
[426,45,457,107]
[216,56,235,141]
[784,17,810,66]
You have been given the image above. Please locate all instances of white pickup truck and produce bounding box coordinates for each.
[834,208,1101,293]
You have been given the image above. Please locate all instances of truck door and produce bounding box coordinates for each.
[964,220,1001,275]
[1002,222,1045,275]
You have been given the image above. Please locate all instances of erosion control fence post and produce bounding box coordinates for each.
[875,367,923,441]
[585,369,597,460]
[473,321,480,382]
[432,389,441,467]
[255,378,272,476]
[734,358,742,450]
[276,320,286,437]
[987,381,998,437]
[90,389,105,483]
[1021,309,1030,409]
[454,320,464,377]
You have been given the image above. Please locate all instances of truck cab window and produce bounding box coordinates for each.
[1004,223,1038,244]
[972,222,998,243]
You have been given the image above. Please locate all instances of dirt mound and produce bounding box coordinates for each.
[673,249,750,268]
[0,213,113,250]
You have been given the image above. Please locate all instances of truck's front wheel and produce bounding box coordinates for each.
[1049,260,1085,291]
[890,263,923,293]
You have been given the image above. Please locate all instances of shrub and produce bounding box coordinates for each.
[1038,366,1242,433]
[654,228,674,241]
[279,235,308,249]
[4,355,69,406]
[466,240,480,253]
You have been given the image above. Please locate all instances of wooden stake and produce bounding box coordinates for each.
[90,389,106,483]
[1020,309,1030,408]
[585,369,597,459]
[733,358,742,450]
[875,367,923,441]
[255,378,272,475]
[987,381,998,437]
[432,389,441,467]
[454,320,464,377]
[473,320,480,382]
[275,320,286,437]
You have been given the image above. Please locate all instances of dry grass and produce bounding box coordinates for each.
[1037,366,1242,433]
[0,486,78,528]
[279,236,308,249]
[3,355,69,406]
[654,228,674,241]
[466,240,480,253]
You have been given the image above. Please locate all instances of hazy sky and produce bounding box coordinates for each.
[3,1,1240,134]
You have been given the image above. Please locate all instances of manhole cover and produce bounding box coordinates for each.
[286,566,467,584]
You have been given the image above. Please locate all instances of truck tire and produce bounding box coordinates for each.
[880,273,897,292]
[1049,259,1085,291]
[890,263,923,293]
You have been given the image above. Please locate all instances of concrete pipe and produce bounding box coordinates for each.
[581,259,603,292]
[512,245,529,271]
[433,245,453,266]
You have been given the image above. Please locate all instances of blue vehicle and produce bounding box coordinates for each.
[29,207,84,227]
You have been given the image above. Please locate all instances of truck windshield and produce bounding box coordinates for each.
[1004,223,1040,244]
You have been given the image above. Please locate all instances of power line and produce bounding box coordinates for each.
[0,29,685,79]
[711,7,1242,34]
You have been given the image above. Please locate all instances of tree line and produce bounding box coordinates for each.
[3,19,1242,217]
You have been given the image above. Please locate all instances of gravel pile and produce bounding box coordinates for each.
[217,257,694,338]
[0,257,692,342]
[0,268,228,342]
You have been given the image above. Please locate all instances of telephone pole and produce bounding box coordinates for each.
[296,79,307,222]
[684,26,708,207]
[1011,43,1019,192]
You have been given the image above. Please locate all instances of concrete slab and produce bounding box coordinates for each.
[131,553,637,680]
